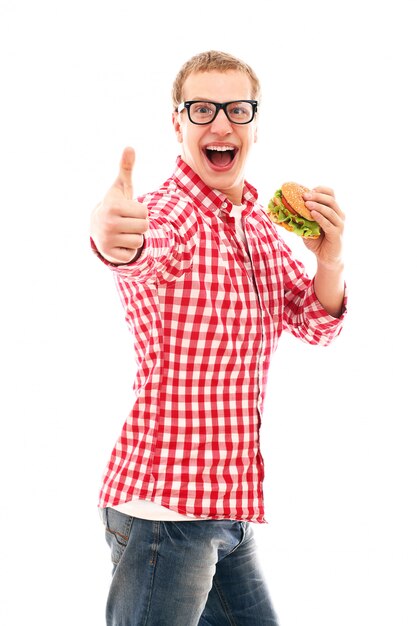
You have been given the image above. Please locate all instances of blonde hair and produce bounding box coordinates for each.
[172,50,261,109]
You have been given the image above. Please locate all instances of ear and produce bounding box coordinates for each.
[172,111,183,143]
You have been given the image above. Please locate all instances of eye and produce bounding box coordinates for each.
[190,102,215,117]
[227,102,252,121]
[196,104,213,114]
[231,105,246,114]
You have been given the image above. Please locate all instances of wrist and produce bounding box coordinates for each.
[316,259,344,274]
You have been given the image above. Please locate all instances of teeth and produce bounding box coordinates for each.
[206,145,235,151]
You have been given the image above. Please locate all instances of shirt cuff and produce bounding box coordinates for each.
[301,282,348,346]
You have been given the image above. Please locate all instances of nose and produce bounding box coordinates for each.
[210,109,233,135]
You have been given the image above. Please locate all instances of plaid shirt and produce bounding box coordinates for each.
[93,157,346,523]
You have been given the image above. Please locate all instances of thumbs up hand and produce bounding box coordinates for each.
[91,147,149,264]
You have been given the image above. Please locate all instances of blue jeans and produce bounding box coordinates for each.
[99,508,279,625]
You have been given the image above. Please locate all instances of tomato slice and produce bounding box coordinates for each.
[281,194,297,215]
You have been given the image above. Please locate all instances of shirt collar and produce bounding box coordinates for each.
[172,156,258,217]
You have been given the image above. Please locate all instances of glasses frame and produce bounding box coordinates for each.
[176,100,258,125]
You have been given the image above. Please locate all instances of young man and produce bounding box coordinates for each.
[91,50,346,625]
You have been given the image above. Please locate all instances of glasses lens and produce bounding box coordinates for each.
[189,102,217,124]
[226,101,254,123]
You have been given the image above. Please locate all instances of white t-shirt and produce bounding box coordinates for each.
[230,203,247,247]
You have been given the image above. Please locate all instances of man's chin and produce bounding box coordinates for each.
[205,173,244,204]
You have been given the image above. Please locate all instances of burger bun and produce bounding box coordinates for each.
[281,182,314,221]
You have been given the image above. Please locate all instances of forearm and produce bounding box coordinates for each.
[313,262,345,318]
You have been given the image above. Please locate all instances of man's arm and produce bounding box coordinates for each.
[313,262,345,318]
[302,186,346,318]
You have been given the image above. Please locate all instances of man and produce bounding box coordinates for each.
[91,50,346,625]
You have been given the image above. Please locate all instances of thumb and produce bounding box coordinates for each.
[114,146,136,199]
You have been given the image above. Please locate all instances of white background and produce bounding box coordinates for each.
[1,1,416,624]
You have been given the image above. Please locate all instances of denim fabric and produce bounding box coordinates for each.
[99,508,279,625]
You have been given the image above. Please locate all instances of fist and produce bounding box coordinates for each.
[90,147,148,264]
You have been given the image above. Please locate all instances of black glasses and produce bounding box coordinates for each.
[177,100,258,125]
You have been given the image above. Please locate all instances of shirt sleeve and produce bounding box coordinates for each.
[280,238,347,346]
[90,192,200,283]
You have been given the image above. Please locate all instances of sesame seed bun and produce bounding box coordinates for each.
[281,182,313,221]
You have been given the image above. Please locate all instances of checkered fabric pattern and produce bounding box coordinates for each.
[93,157,346,522]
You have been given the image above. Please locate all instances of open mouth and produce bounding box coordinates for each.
[204,145,237,168]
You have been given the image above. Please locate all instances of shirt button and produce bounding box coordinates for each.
[221,202,227,208]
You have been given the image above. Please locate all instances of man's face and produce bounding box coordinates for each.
[172,70,258,205]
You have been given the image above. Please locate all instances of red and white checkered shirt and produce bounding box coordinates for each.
[93,157,346,523]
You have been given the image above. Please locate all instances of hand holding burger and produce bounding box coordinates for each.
[268,182,345,271]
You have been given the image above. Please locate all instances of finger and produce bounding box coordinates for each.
[101,231,144,257]
[305,192,344,220]
[112,199,148,220]
[311,186,335,196]
[304,191,336,207]
[309,203,343,225]
[118,216,149,234]
[111,233,145,250]
[309,205,344,234]
[113,146,136,200]
[108,244,143,264]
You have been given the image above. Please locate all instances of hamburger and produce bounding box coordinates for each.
[267,182,321,239]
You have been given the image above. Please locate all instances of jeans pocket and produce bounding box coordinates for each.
[103,508,134,566]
